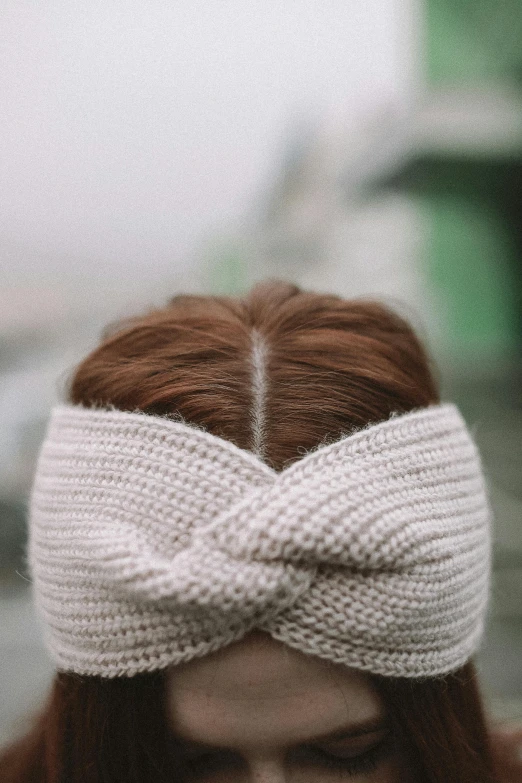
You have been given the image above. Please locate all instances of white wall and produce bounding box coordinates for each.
[0,0,417,296]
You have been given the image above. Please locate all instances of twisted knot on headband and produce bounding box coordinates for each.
[28,402,491,678]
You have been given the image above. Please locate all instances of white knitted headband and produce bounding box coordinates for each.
[28,402,491,679]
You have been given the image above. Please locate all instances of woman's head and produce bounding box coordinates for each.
[1,281,496,782]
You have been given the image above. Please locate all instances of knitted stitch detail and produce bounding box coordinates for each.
[28,402,491,678]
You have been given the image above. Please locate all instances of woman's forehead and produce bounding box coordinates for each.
[166,632,384,749]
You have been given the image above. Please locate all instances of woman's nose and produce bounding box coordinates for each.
[249,757,287,783]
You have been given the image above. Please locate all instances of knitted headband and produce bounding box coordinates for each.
[28,402,491,679]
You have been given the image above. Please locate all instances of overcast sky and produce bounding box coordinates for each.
[1,0,415,291]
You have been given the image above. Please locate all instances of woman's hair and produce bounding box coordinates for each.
[1,280,497,782]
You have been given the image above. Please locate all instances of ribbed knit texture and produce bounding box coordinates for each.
[28,402,491,678]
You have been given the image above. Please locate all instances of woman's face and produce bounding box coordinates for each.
[166,631,408,783]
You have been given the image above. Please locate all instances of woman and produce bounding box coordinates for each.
[0,280,520,782]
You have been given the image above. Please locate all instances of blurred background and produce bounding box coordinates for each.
[1,0,521,747]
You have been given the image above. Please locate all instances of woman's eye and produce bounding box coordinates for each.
[180,737,394,780]
[297,737,393,777]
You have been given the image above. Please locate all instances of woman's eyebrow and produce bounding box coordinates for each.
[306,717,389,743]
[176,718,389,753]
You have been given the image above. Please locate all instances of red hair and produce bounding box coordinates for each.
[1,280,498,782]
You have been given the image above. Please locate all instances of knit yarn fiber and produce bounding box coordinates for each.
[28,402,491,679]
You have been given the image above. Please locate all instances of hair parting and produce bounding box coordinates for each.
[249,327,269,459]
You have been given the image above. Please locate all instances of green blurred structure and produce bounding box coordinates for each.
[207,241,247,296]
[404,0,522,367]
[427,0,522,84]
